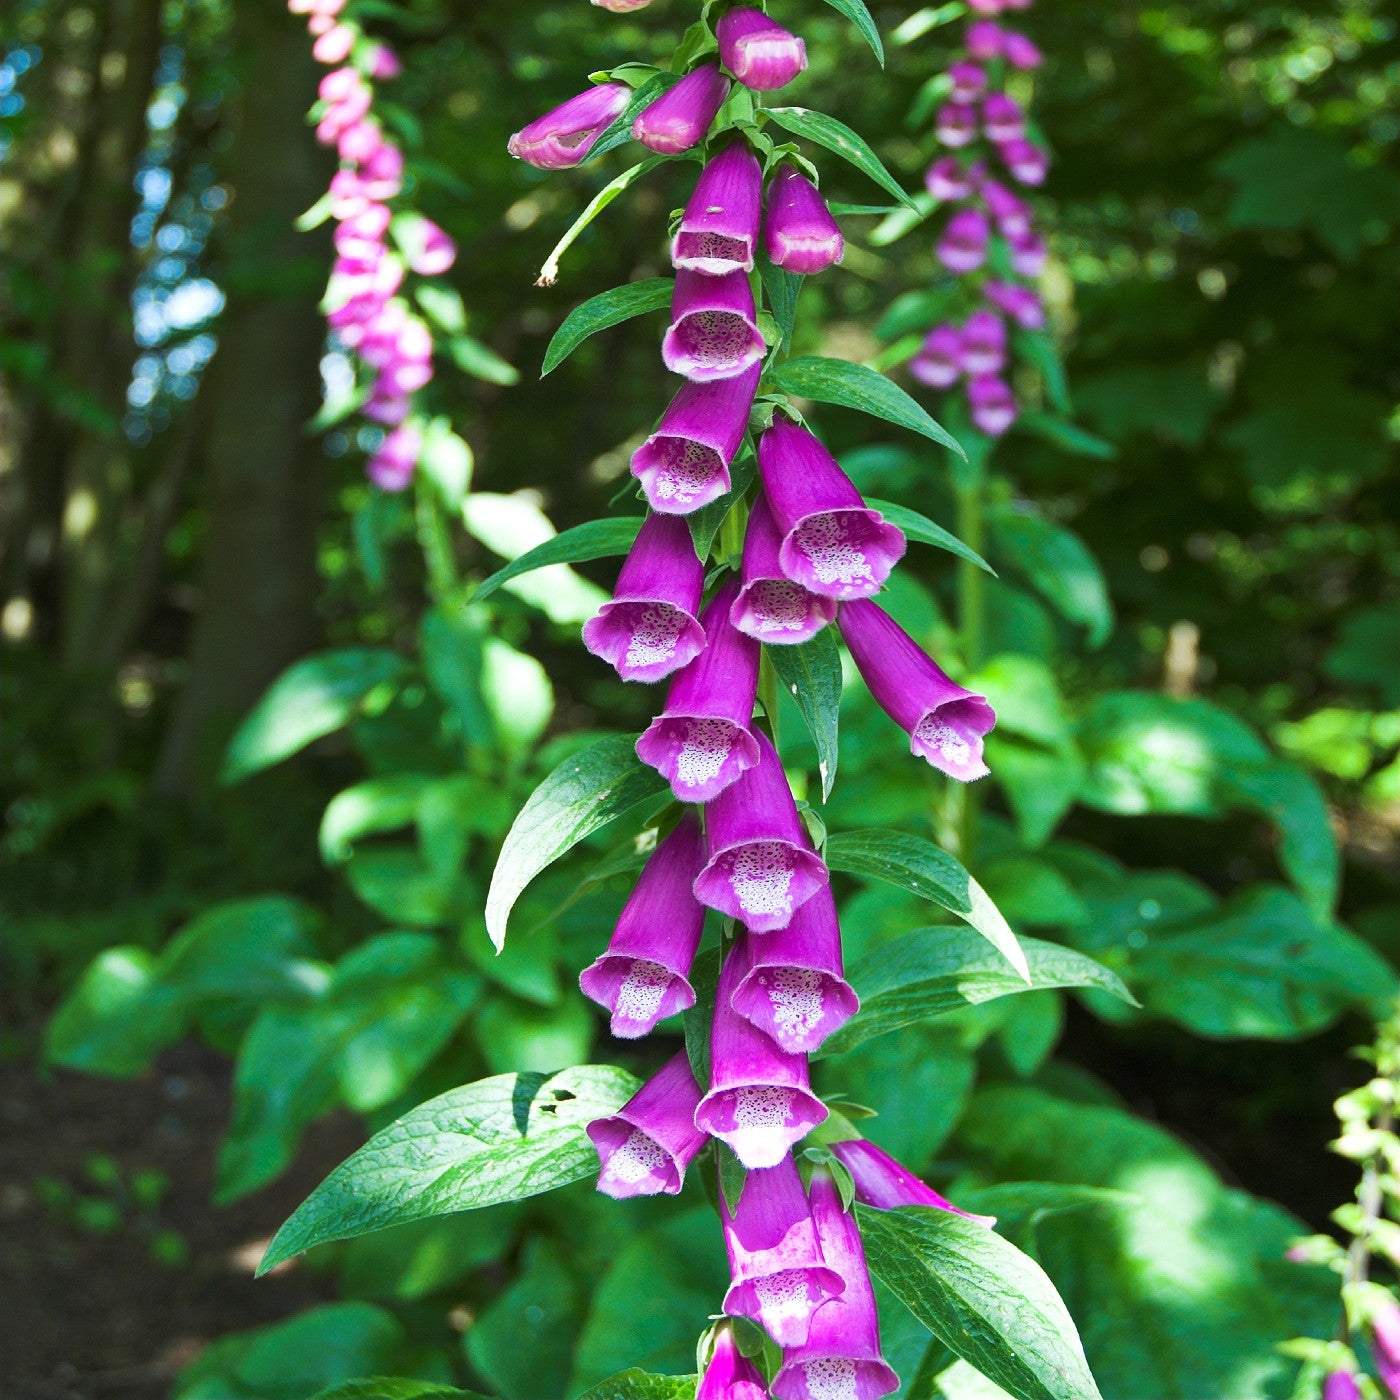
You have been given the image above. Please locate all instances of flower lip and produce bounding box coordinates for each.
[583,600,706,683]
[763,165,843,276]
[778,507,907,602]
[662,269,767,382]
[730,494,837,644]
[672,140,763,276]
[579,955,696,1038]
[507,82,630,170]
[716,6,809,91]
[588,1051,707,1199]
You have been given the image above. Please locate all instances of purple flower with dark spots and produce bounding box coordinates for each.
[699,1325,769,1400]
[632,363,760,513]
[909,324,964,388]
[839,598,996,780]
[730,493,837,645]
[636,578,761,803]
[925,156,972,202]
[829,1138,995,1223]
[673,140,763,276]
[730,887,859,1054]
[579,811,708,1037]
[721,1152,845,1345]
[968,372,1018,435]
[763,165,844,275]
[757,418,906,601]
[663,269,768,382]
[937,207,990,274]
[588,1051,708,1198]
[634,64,730,154]
[694,942,829,1166]
[508,83,630,169]
[717,7,808,91]
[583,513,706,683]
[959,309,1007,375]
[935,101,978,148]
[771,1168,900,1400]
[693,730,830,932]
[982,92,1026,142]
[999,136,1048,185]
[366,422,420,492]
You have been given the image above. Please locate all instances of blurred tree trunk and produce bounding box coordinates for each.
[153,4,329,797]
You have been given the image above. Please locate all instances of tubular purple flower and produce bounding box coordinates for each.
[587,1051,708,1198]
[937,207,990,274]
[980,177,1032,237]
[673,141,763,276]
[984,278,1045,328]
[965,19,1004,60]
[693,729,830,932]
[699,1325,769,1400]
[721,1153,845,1345]
[935,101,978,149]
[662,270,767,382]
[968,373,1018,435]
[312,22,354,64]
[948,62,987,102]
[406,218,458,276]
[360,141,404,200]
[839,598,996,780]
[579,812,708,1037]
[508,82,629,170]
[909,324,964,389]
[631,363,761,513]
[1371,1300,1400,1397]
[1322,1374,1362,1400]
[730,493,837,645]
[694,942,829,1166]
[828,1139,995,1224]
[338,113,387,163]
[365,42,402,79]
[959,309,1007,375]
[999,136,1048,186]
[636,578,761,803]
[731,887,859,1054]
[1009,229,1047,277]
[367,423,420,492]
[757,418,906,602]
[982,92,1026,142]
[763,166,844,275]
[583,513,706,683]
[716,7,809,92]
[634,64,730,154]
[772,1168,900,1400]
[925,156,972,202]
[1001,29,1043,69]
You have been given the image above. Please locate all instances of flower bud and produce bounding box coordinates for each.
[999,136,1049,185]
[716,7,808,92]
[909,324,964,389]
[967,373,1017,435]
[508,83,630,169]
[936,207,990,274]
[925,156,972,202]
[935,101,978,149]
[1002,29,1043,69]
[966,20,1004,60]
[763,165,843,275]
[633,64,730,154]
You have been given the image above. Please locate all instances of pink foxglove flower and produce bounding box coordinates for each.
[508,83,630,169]
[999,136,1048,185]
[982,92,1026,142]
[662,269,767,382]
[839,598,996,780]
[984,278,1045,328]
[673,140,763,276]
[980,177,1032,238]
[583,512,706,683]
[960,309,1007,375]
[935,101,978,148]
[948,62,987,102]
[967,372,1018,435]
[634,64,730,154]
[925,156,972,202]
[828,1139,995,1223]
[579,812,708,1037]
[965,19,1004,59]
[730,493,837,645]
[764,166,844,275]
[698,1325,768,1400]
[588,1052,708,1198]
[1009,229,1047,277]
[909,324,964,389]
[717,7,809,91]
[1001,29,1043,69]
[937,207,990,274]
[312,22,354,64]
[366,422,420,492]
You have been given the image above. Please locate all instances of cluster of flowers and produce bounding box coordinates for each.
[908,0,1048,438]
[509,14,998,1398]
[289,0,458,489]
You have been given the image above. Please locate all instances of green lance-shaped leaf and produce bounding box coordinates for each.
[766,107,917,210]
[859,1205,1105,1400]
[767,629,842,801]
[769,356,964,456]
[486,735,667,950]
[221,649,411,784]
[822,927,1137,1055]
[576,1371,699,1400]
[865,498,995,574]
[817,0,885,65]
[825,829,1030,982]
[542,279,675,377]
[312,1382,491,1400]
[472,517,644,605]
[258,1065,639,1274]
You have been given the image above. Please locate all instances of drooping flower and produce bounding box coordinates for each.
[587,1051,708,1198]
[673,140,764,276]
[948,62,987,102]
[982,92,1025,143]
[717,7,809,91]
[959,309,1007,375]
[1322,1373,1362,1400]
[662,269,768,382]
[935,101,978,149]
[579,812,709,1037]
[757,418,906,602]
[924,156,972,202]
[771,1168,900,1400]
[366,422,420,491]
[764,166,844,275]
[721,1153,845,1345]
[694,942,829,1167]
[983,278,1045,329]
[508,83,630,169]
[583,512,706,683]
[698,1324,769,1400]
[403,217,458,276]
[965,19,1003,59]
[936,207,990,274]
[1370,1298,1400,1398]
[364,42,402,79]
[1008,229,1047,277]
[1001,29,1043,69]
[636,578,762,803]
[693,729,830,932]
[730,492,838,645]
[839,598,996,780]
[967,372,1018,435]
[909,324,964,389]
[980,177,1032,237]
[730,886,859,1055]
[998,136,1048,186]
[634,64,730,154]
[828,1138,995,1224]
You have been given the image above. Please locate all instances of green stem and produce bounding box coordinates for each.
[415,479,458,600]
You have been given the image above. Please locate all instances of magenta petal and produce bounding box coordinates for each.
[828,1138,995,1224]
[771,1169,900,1400]
[722,1154,845,1346]
[663,269,768,383]
[634,64,731,154]
[731,889,859,1054]
[673,141,763,276]
[579,813,708,1038]
[508,83,630,169]
[636,578,761,803]
[731,493,837,644]
[694,944,828,1167]
[717,7,808,91]
[632,363,761,513]
[839,599,995,780]
[758,419,905,601]
[693,730,829,932]
[583,514,705,682]
[587,1051,708,1198]
[699,1326,770,1400]
[763,165,843,275]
